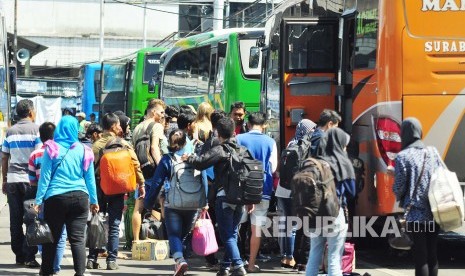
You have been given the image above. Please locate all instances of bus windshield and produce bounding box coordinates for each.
[143,53,161,83]
[102,63,126,93]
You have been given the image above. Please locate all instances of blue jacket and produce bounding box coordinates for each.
[36,116,97,205]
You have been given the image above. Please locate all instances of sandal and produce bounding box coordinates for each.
[280,258,296,269]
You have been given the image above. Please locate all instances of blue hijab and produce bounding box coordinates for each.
[54,115,79,148]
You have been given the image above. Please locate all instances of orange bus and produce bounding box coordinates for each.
[261,0,465,224]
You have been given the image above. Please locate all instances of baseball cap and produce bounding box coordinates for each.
[76,112,86,119]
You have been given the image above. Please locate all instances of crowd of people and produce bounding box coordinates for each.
[0,98,441,276]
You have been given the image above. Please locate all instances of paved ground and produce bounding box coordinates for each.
[0,193,464,276]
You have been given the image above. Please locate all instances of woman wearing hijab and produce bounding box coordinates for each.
[288,119,317,147]
[393,117,441,276]
[35,116,99,276]
[276,119,316,271]
[306,127,356,276]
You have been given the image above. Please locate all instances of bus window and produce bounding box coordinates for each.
[344,0,357,10]
[94,70,101,101]
[214,42,227,93]
[198,46,210,95]
[102,64,126,93]
[239,39,261,78]
[128,62,135,94]
[354,0,378,69]
[208,52,217,94]
[164,46,210,97]
[286,23,336,72]
[143,53,161,84]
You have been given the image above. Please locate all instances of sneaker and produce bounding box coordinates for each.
[174,260,188,276]
[106,261,119,270]
[86,260,100,269]
[216,267,230,276]
[231,266,247,276]
[25,260,41,268]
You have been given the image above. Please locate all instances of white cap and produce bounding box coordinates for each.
[76,112,86,118]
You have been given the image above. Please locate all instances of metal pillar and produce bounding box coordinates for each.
[143,1,147,48]
[99,0,104,63]
[213,0,224,31]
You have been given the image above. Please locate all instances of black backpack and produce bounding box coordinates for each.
[280,135,312,189]
[134,122,156,179]
[291,158,340,228]
[222,144,264,205]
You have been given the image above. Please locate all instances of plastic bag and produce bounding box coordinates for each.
[87,213,108,249]
[140,213,166,240]
[428,149,464,231]
[191,211,218,256]
[26,218,54,246]
[23,199,37,225]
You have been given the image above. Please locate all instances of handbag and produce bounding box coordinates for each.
[428,148,464,231]
[26,145,73,247]
[389,150,427,250]
[26,218,54,246]
[191,210,218,256]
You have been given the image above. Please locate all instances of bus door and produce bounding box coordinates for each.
[208,45,219,108]
[280,18,339,147]
[338,11,357,134]
[99,61,130,116]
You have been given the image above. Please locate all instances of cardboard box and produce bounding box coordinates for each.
[132,239,169,261]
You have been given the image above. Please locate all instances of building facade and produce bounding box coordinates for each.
[2,0,271,76]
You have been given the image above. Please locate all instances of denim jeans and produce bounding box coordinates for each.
[39,209,67,273]
[215,196,244,269]
[6,182,38,263]
[42,191,89,276]
[306,209,347,276]
[164,207,197,260]
[277,197,295,259]
[54,227,68,273]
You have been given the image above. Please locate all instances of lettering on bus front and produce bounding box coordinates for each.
[357,8,378,36]
[424,40,465,52]
[422,0,465,11]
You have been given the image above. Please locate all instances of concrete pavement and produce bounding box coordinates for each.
[0,193,463,276]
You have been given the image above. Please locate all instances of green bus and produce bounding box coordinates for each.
[159,28,264,112]
[95,47,166,128]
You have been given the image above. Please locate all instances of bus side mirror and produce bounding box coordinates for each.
[249,47,260,69]
[148,71,161,94]
[148,79,155,94]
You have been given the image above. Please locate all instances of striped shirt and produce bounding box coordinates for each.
[1,119,42,183]
[28,145,46,185]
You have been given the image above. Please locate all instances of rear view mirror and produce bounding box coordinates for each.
[148,71,161,94]
[148,79,155,94]
[249,47,260,69]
